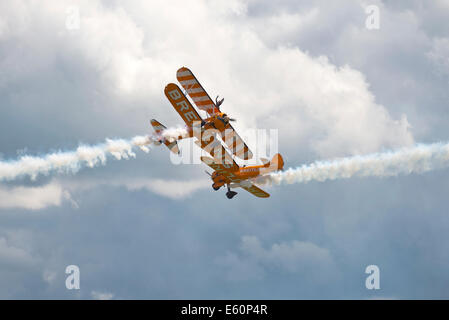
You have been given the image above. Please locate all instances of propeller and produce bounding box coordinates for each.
[205,170,212,177]
[222,114,236,123]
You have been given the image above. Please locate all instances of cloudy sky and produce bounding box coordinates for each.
[1,0,449,299]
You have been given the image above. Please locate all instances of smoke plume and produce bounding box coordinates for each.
[0,125,190,182]
[0,136,153,182]
[259,142,449,185]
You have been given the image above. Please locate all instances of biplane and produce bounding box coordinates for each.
[151,67,284,199]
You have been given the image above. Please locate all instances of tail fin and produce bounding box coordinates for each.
[269,153,284,171]
[150,119,166,135]
[259,153,284,175]
[150,119,180,155]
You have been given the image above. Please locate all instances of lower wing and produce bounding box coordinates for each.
[221,124,253,160]
[240,184,270,198]
[200,156,239,178]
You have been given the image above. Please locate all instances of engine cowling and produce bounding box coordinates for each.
[212,173,226,187]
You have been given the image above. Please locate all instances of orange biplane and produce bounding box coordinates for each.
[151,67,284,199]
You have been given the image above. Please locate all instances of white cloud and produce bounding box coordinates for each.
[62,177,210,199]
[0,0,414,161]
[249,7,320,47]
[91,290,114,300]
[0,183,66,210]
[123,178,209,199]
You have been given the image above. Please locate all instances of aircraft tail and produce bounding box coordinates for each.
[268,153,284,171]
[258,153,283,175]
[150,119,180,155]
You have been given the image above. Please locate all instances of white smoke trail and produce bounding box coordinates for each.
[160,126,189,141]
[0,126,189,182]
[258,142,449,185]
[0,135,152,182]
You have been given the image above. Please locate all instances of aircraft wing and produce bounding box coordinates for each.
[176,67,253,160]
[220,124,253,160]
[164,83,203,127]
[240,183,270,198]
[164,84,236,163]
[202,156,269,198]
[201,156,239,179]
[177,67,220,115]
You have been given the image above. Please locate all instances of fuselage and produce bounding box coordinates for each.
[211,157,284,188]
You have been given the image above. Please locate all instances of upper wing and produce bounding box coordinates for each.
[176,67,253,160]
[164,83,203,127]
[176,67,220,115]
[240,183,270,198]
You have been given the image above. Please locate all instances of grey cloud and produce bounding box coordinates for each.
[217,235,337,283]
[0,0,449,299]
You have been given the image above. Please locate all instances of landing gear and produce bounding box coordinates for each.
[226,191,237,199]
[225,184,237,199]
